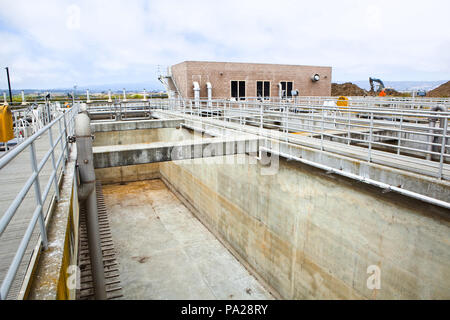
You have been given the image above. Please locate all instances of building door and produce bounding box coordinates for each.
[231,81,246,100]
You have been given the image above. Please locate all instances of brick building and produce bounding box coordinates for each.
[166,61,332,99]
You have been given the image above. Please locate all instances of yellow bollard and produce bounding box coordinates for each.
[0,105,14,143]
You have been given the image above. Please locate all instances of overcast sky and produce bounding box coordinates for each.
[0,0,449,89]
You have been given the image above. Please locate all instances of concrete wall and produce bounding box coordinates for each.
[159,154,450,299]
[96,163,160,185]
[93,128,194,147]
[171,61,332,99]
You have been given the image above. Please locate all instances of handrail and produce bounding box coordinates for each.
[0,104,79,300]
[142,98,449,180]
[84,97,449,178]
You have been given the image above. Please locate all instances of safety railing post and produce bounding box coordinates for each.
[240,102,242,125]
[58,117,66,171]
[260,104,263,129]
[48,127,60,201]
[397,112,403,155]
[30,141,48,249]
[321,107,325,151]
[347,110,351,145]
[62,110,70,162]
[285,105,289,143]
[368,112,374,163]
[438,117,448,179]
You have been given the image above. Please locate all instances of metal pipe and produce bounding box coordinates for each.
[21,90,26,105]
[5,67,12,104]
[75,112,107,300]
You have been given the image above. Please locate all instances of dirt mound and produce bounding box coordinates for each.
[427,81,450,97]
[331,82,367,96]
[384,88,408,97]
[332,82,408,97]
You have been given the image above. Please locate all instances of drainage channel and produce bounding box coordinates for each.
[77,182,123,300]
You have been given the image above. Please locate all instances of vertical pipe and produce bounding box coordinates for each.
[21,91,26,105]
[75,112,107,300]
[108,89,112,103]
[143,89,147,101]
[5,67,12,104]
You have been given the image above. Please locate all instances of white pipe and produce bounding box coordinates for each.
[260,147,450,210]
[86,89,91,103]
[21,91,27,105]
[123,88,127,101]
[206,82,212,107]
[143,89,148,101]
[75,112,107,300]
[193,81,200,108]
[108,89,112,103]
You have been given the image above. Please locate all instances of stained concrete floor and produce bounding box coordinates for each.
[102,179,273,300]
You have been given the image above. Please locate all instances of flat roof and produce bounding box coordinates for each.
[173,60,332,69]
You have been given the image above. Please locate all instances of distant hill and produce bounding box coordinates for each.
[0,81,165,94]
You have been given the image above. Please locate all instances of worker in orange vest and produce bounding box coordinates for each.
[379,89,387,97]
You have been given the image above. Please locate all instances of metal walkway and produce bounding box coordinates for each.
[0,106,77,300]
[0,133,61,299]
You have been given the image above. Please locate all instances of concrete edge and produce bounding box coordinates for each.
[91,118,185,132]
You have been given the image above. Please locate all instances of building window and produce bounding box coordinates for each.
[256,81,270,100]
[280,81,293,98]
[231,81,246,100]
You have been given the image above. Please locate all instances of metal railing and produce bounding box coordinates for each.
[0,104,79,300]
[83,97,450,180]
[169,98,449,178]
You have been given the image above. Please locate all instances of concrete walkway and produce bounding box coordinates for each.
[102,179,273,300]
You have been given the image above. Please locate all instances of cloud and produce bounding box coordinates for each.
[0,0,449,89]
